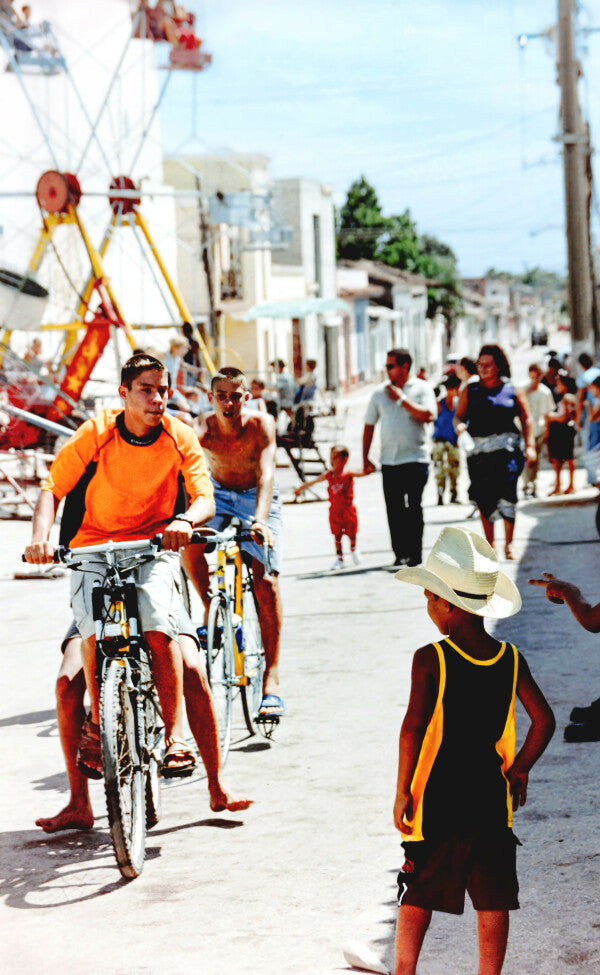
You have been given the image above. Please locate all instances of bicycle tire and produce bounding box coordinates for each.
[144,686,163,830]
[206,594,234,763]
[240,566,266,735]
[100,659,147,878]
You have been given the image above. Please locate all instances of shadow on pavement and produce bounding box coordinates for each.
[150,817,245,836]
[0,826,134,908]
[0,709,55,728]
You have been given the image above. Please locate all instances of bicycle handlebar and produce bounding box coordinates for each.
[22,524,273,574]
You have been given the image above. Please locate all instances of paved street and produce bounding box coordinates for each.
[2,385,600,974]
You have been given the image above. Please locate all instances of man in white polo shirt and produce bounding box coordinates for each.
[363,347,436,569]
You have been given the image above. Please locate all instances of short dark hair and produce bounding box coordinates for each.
[331,444,349,459]
[210,366,248,391]
[444,373,461,390]
[387,347,412,369]
[478,344,511,378]
[459,356,477,375]
[251,378,265,390]
[306,358,317,369]
[121,353,169,389]
[578,352,594,369]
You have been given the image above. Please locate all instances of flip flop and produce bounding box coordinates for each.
[160,735,196,779]
[256,694,286,722]
[76,718,103,780]
[342,941,390,974]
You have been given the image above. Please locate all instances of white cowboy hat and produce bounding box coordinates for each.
[395,526,521,619]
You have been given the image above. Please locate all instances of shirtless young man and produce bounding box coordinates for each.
[182,367,285,720]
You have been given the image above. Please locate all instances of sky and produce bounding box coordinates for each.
[157,0,600,280]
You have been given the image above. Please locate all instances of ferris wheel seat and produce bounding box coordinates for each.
[168,47,212,71]
[0,269,48,331]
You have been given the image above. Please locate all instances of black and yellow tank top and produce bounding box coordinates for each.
[402,638,518,842]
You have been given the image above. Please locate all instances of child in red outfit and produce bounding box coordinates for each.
[294,445,371,570]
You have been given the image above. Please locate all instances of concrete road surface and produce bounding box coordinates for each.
[2,387,600,974]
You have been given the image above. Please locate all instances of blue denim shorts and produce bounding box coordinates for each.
[208,478,282,574]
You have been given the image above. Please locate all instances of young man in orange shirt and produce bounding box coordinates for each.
[24,352,215,778]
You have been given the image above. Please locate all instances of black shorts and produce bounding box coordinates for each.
[398,828,520,915]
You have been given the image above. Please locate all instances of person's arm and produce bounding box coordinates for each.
[504,653,555,809]
[384,383,434,423]
[453,384,469,434]
[515,388,536,464]
[362,423,376,474]
[346,468,373,478]
[294,470,328,496]
[23,489,61,563]
[393,645,438,833]
[528,572,600,631]
[250,414,277,546]
[576,387,587,427]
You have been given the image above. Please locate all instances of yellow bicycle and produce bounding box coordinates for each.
[192,520,271,761]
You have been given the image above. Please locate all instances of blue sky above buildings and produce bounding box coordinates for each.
[160,1,600,278]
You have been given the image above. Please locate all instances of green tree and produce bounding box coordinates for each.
[336,176,391,261]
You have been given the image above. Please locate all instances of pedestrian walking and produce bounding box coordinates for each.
[454,344,536,560]
[431,373,461,505]
[545,374,577,496]
[393,526,555,975]
[522,362,554,498]
[363,348,436,569]
[294,445,371,570]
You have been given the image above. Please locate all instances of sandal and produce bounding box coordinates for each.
[76,718,103,780]
[160,735,196,779]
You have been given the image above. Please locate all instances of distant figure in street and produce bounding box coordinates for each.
[454,344,536,560]
[394,526,555,975]
[294,444,371,571]
[457,356,478,387]
[363,348,436,569]
[545,373,577,496]
[268,358,296,418]
[432,372,461,506]
[541,356,562,405]
[247,378,267,413]
[521,362,554,498]
[294,358,318,404]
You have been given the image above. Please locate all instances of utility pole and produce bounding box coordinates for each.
[195,175,218,346]
[556,0,597,356]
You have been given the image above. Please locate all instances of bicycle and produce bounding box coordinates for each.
[43,538,169,879]
[191,519,274,763]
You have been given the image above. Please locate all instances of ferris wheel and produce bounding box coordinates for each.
[0,0,215,449]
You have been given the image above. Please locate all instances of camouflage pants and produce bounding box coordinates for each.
[432,441,460,493]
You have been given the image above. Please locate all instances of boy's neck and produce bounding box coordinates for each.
[445,614,501,659]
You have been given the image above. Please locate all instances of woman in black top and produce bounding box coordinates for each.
[455,345,536,559]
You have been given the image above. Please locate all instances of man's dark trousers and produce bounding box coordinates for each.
[381,462,429,565]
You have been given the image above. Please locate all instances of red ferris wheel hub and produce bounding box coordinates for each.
[36,171,82,213]
[109,176,140,214]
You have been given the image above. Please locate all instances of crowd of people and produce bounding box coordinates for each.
[17,332,600,975]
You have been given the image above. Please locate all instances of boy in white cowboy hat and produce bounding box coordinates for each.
[392,526,555,975]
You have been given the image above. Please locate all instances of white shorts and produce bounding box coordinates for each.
[70,550,182,642]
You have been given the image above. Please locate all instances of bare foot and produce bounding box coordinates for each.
[564,486,574,495]
[35,802,94,833]
[548,487,561,496]
[209,786,253,813]
[504,546,515,560]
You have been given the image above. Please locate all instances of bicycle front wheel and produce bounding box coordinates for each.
[240,569,266,735]
[100,659,146,878]
[206,595,234,763]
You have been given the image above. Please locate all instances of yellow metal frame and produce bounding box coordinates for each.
[213,543,247,683]
[1,201,217,379]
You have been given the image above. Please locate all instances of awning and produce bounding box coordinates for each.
[243,297,352,321]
